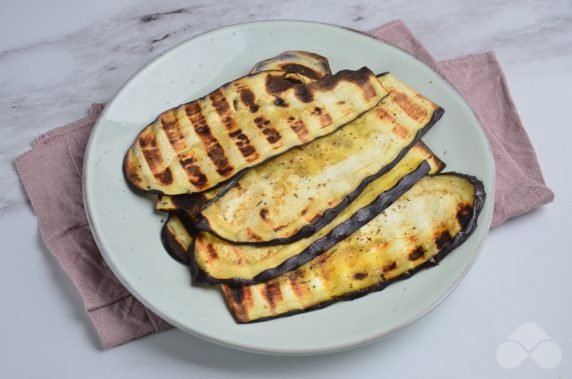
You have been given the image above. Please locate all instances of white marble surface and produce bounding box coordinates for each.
[1,0,571,377]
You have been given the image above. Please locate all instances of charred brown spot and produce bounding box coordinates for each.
[375,107,394,121]
[435,230,453,249]
[254,117,282,145]
[210,89,239,132]
[300,207,308,216]
[265,73,295,94]
[311,107,322,115]
[353,272,368,280]
[273,225,286,232]
[273,97,287,107]
[206,244,218,260]
[312,67,377,100]
[262,282,283,310]
[186,102,234,177]
[288,270,306,296]
[392,123,410,139]
[336,100,346,105]
[382,261,397,273]
[456,204,473,227]
[138,132,156,148]
[294,85,313,103]
[246,229,262,241]
[288,119,310,142]
[409,246,425,260]
[392,91,427,121]
[239,88,259,113]
[279,63,322,79]
[228,129,258,162]
[156,168,173,185]
[259,208,269,222]
[180,157,208,189]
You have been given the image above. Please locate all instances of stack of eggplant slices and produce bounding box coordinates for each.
[123,51,485,323]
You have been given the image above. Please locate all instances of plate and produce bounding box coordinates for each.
[84,21,494,355]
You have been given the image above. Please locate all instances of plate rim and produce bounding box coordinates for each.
[83,19,495,355]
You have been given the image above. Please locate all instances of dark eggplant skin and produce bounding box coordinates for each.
[190,160,433,286]
[223,172,486,323]
[193,106,445,246]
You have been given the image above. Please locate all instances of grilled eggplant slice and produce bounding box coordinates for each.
[155,51,333,212]
[194,73,444,244]
[249,51,331,79]
[161,213,195,265]
[191,142,444,285]
[222,173,485,323]
[124,67,387,195]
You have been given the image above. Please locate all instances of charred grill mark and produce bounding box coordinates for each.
[279,63,322,79]
[259,208,269,222]
[228,286,244,304]
[288,270,305,297]
[211,90,259,162]
[186,102,234,177]
[228,129,258,161]
[319,112,332,127]
[254,117,282,145]
[456,204,473,227]
[353,272,368,280]
[435,230,453,250]
[382,261,397,273]
[409,246,425,261]
[224,286,252,322]
[206,244,218,260]
[262,282,283,310]
[288,118,310,142]
[156,168,173,185]
[161,113,187,152]
[273,225,286,232]
[180,157,208,189]
[392,123,410,139]
[392,91,427,121]
[239,88,259,113]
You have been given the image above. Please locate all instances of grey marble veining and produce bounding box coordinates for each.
[1,0,571,216]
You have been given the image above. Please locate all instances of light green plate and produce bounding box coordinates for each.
[84,21,494,355]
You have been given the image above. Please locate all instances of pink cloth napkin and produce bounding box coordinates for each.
[14,20,553,349]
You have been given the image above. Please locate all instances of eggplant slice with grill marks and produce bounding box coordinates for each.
[193,73,444,244]
[191,142,445,285]
[222,173,485,323]
[124,67,387,195]
[154,51,333,213]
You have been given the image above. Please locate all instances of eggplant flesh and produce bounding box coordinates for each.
[194,73,444,244]
[222,173,485,323]
[161,214,195,265]
[191,142,444,285]
[124,67,387,195]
